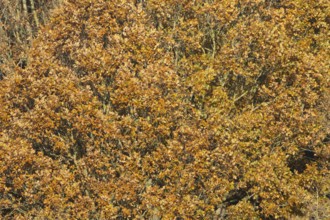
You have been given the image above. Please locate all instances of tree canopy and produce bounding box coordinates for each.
[0,0,329,219]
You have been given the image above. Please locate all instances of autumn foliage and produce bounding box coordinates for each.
[0,0,329,219]
[0,0,61,76]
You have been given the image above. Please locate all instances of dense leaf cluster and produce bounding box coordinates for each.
[0,0,329,219]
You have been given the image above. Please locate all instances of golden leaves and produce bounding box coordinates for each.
[0,0,329,219]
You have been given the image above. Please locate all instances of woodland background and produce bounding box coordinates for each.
[0,0,329,219]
